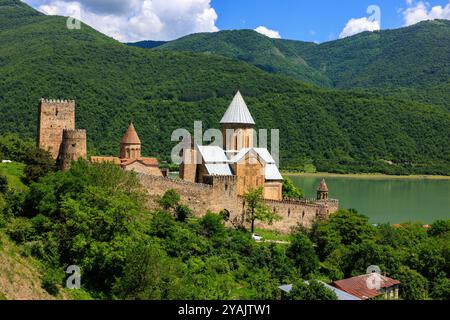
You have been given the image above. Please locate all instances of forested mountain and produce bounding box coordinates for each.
[1,0,449,174]
[154,30,332,87]
[127,40,167,49]
[145,21,450,90]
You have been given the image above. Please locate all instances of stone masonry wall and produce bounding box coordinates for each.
[37,99,76,159]
[138,173,339,234]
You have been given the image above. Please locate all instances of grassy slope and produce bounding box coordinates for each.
[0,163,26,191]
[0,1,449,173]
[0,232,62,300]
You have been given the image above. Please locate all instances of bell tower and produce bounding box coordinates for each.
[220,91,256,152]
[120,123,141,160]
[317,179,329,201]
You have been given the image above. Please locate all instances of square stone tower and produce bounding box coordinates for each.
[37,99,76,159]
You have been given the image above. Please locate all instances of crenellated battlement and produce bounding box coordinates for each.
[63,129,87,140]
[40,98,75,104]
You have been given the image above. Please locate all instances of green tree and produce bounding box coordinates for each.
[322,209,376,246]
[113,241,177,300]
[429,220,450,238]
[288,279,337,300]
[395,266,428,300]
[431,274,450,300]
[22,161,149,294]
[287,230,320,278]
[157,189,181,212]
[243,188,281,234]
[23,148,56,184]
[0,174,7,194]
[282,177,304,200]
[174,204,192,222]
[198,211,226,240]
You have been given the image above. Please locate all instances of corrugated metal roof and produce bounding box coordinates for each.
[278,282,361,300]
[332,274,400,300]
[205,163,233,176]
[197,145,229,163]
[322,283,361,301]
[220,91,256,125]
[265,163,283,181]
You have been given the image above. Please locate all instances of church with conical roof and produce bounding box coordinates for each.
[91,122,164,177]
[180,91,284,200]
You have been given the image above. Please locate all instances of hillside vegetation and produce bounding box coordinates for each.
[157,30,332,87]
[0,0,449,174]
[0,156,448,300]
[151,21,450,90]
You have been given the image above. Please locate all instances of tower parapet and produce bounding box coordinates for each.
[317,179,329,200]
[59,129,87,171]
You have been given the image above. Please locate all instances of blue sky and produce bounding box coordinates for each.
[23,0,450,42]
[212,0,450,42]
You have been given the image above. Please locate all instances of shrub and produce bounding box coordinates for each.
[6,217,34,243]
[41,267,64,296]
[288,279,338,300]
[0,175,8,194]
[395,266,428,300]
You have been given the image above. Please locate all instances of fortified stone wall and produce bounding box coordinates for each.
[255,199,338,233]
[37,99,76,159]
[137,174,243,219]
[138,173,339,233]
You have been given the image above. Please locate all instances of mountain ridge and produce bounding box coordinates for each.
[0,1,449,174]
[128,20,450,100]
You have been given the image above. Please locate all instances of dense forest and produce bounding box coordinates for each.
[0,137,449,300]
[0,1,449,175]
[145,21,450,105]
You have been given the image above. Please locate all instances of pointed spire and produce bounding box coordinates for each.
[220,91,256,125]
[121,122,141,144]
[317,179,329,192]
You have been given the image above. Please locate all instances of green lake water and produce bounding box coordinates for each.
[288,175,450,224]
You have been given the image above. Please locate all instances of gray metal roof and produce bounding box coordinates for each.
[220,91,256,125]
[197,145,230,163]
[265,163,283,181]
[205,163,233,176]
[278,282,361,300]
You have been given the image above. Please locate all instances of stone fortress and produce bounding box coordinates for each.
[37,92,339,233]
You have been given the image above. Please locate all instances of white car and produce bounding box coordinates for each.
[1,160,12,164]
[252,234,263,242]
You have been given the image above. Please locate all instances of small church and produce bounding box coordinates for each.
[180,91,284,201]
[91,123,163,177]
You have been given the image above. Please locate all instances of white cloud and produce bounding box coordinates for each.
[254,26,281,39]
[339,17,380,38]
[22,0,219,42]
[403,1,450,26]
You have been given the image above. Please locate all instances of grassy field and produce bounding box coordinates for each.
[0,163,26,191]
